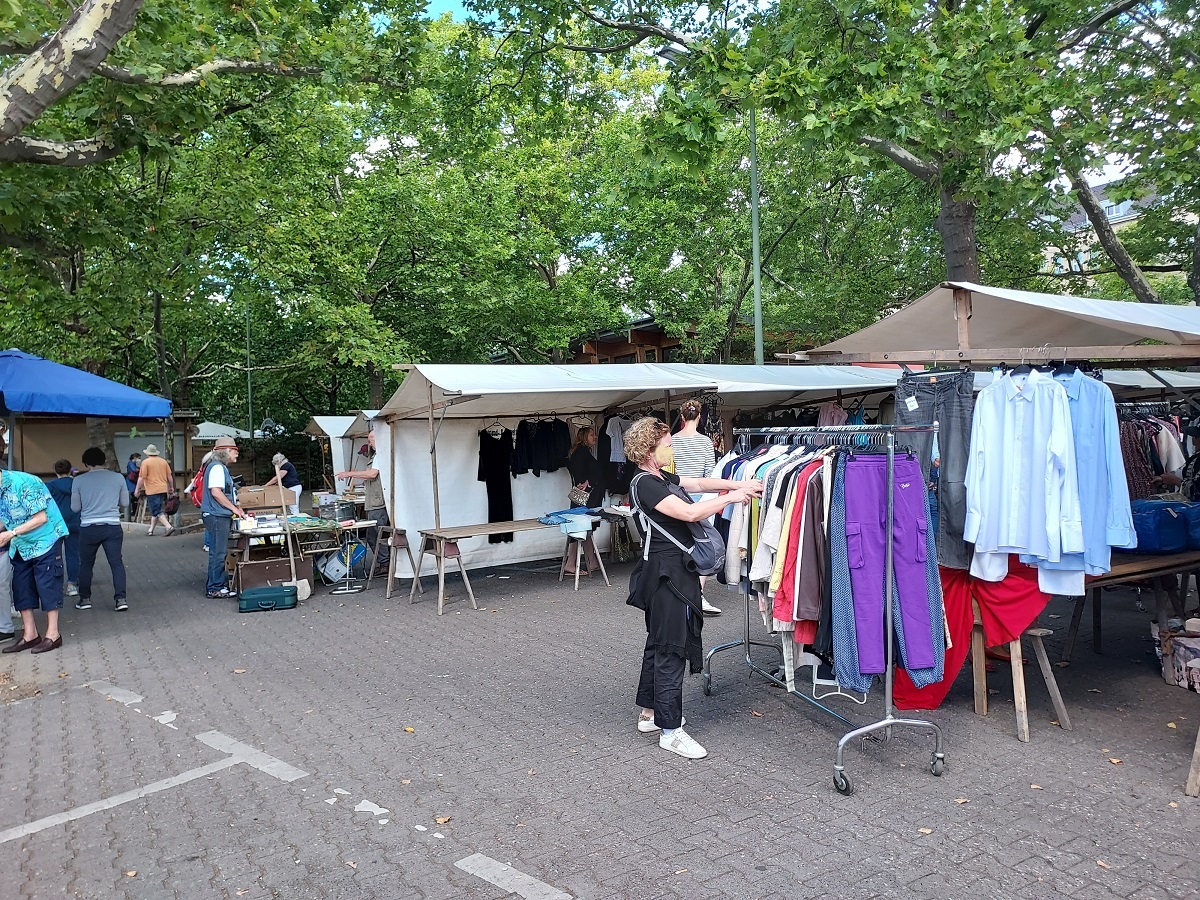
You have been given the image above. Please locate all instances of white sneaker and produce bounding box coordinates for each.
[66,583,78,597]
[701,597,722,616]
[659,728,707,759]
[638,715,684,734]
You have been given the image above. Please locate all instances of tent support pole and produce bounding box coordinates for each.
[428,382,441,530]
[1144,368,1200,416]
[5,415,12,470]
[389,417,397,530]
[664,391,671,427]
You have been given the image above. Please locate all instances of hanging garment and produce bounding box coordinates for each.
[841,454,944,685]
[1020,371,1135,579]
[817,402,848,428]
[894,370,974,570]
[892,557,1049,710]
[965,370,1083,578]
[477,429,515,542]
[606,417,632,462]
[512,419,538,476]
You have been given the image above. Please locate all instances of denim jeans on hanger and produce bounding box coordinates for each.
[894,371,973,570]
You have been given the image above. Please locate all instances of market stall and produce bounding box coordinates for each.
[374,363,906,606]
[302,415,357,494]
[782,280,1200,790]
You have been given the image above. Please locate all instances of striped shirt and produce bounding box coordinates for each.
[671,432,716,479]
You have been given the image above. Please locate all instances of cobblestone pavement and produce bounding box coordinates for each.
[2,529,1199,899]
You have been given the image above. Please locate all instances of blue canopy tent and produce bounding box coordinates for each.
[0,349,171,419]
[0,349,172,471]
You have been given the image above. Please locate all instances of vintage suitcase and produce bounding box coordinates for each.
[237,585,298,613]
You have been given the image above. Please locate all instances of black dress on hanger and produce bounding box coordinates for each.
[478,428,515,542]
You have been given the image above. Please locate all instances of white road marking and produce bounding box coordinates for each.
[87,680,143,706]
[334,788,351,795]
[454,854,573,900]
[325,798,338,805]
[414,824,428,831]
[195,731,309,782]
[354,800,388,815]
[0,758,238,844]
[152,711,177,724]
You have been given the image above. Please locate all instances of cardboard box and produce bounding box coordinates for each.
[238,484,292,511]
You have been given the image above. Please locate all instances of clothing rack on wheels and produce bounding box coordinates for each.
[706,422,946,795]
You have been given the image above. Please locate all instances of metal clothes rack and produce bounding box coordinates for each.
[708,422,946,795]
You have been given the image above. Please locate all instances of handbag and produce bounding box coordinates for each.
[568,484,590,508]
[165,493,180,516]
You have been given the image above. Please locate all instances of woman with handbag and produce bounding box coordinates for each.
[624,417,761,759]
[566,426,605,575]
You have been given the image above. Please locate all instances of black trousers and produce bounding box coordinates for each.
[635,639,686,730]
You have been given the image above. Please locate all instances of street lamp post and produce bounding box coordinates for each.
[749,106,764,365]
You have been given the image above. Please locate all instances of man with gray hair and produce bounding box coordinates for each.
[201,436,249,599]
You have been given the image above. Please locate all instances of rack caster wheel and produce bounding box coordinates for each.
[833,770,853,795]
[930,754,945,777]
[702,672,712,696]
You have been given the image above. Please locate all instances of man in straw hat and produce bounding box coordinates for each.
[201,436,249,599]
[135,443,175,537]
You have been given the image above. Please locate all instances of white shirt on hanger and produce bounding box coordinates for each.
[964,369,1084,580]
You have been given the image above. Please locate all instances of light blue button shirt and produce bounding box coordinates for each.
[965,369,1084,563]
[1018,370,1136,576]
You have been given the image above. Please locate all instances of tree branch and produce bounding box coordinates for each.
[1058,0,1147,53]
[0,0,145,143]
[856,135,939,182]
[1067,170,1160,303]
[576,4,695,50]
[95,58,405,89]
[0,133,126,165]
[1041,264,1184,278]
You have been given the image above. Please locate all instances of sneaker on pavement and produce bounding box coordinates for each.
[701,597,722,616]
[75,599,92,610]
[206,588,236,599]
[638,715,685,734]
[659,728,708,759]
[66,583,79,597]
[115,598,129,612]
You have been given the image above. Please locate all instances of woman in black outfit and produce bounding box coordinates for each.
[625,417,760,760]
[566,426,605,574]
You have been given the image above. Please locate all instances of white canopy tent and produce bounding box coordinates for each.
[375,363,908,578]
[303,415,358,492]
[193,421,252,442]
[795,281,1200,366]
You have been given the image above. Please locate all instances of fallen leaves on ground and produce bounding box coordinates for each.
[58,672,68,678]
[918,827,933,835]
[953,798,969,805]
[1169,801,1179,809]
[675,869,688,875]
[527,769,537,775]
[751,710,764,718]
[346,861,357,870]
[401,779,412,785]
[403,726,415,733]
[435,816,452,824]
[1168,722,1177,729]
[1096,860,1111,870]
[1031,784,1043,790]
[125,871,137,877]
[233,669,246,675]
[1108,758,1123,765]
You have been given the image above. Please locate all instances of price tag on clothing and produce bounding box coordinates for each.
[904,395,919,412]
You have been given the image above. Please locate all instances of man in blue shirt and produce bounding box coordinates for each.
[0,469,70,654]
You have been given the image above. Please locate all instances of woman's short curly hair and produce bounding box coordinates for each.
[623,417,670,466]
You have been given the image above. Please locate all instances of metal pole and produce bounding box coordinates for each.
[749,106,764,366]
[245,300,253,436]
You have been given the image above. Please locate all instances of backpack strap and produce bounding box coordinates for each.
[630,471,694,562]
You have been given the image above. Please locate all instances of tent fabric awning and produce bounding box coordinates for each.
[809,282,1200,357]
[381,365,720,420]
[379,363,906,421]
[0,349,171,418]
[304,415,358,439]
[345,410,380,437]
[194,421,252,441]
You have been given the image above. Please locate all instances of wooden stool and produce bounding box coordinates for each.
[558,533,610,591]
[971,600,1072,742]
[1187,661,1200,797]
[366,526,422,600]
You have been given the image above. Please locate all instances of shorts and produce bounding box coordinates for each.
[147,493,165,516]
[12,541,64,612]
